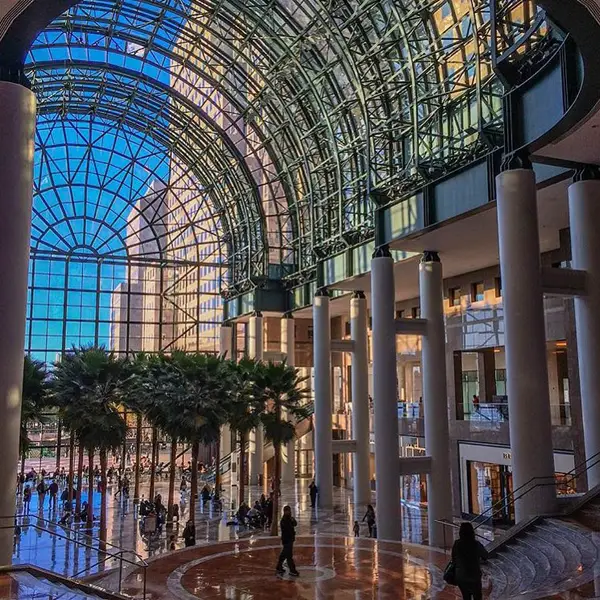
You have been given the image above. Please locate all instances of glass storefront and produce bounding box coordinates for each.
[467,460,577,525]
[467,461,514,524]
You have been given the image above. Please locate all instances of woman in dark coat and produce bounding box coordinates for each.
[451,522,488,600]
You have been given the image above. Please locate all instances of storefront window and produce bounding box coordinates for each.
[467,461,514,524]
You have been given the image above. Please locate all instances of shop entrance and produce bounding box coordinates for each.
[467,460,514,525]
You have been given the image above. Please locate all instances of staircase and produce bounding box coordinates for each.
[206,401,314,484]
[1,565,131,600]
[451,455,600,599]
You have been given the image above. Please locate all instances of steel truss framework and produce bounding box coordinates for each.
[24,0,545,313]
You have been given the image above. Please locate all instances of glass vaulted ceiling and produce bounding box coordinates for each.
[26,0,541,298]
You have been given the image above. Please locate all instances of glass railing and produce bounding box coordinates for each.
[463,402,571,426]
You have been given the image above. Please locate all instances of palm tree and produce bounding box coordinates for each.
[20,355,49,487]
[226,357,264,506]
[255,361,309,536]
[121,353,151,503]
[52,345,128,543]
[168,351,230,523]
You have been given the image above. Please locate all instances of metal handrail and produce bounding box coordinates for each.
[468,448,600,531]
[435,518,491,554]
[5,515,148,598]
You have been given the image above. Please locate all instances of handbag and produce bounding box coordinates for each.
[443,560,457,585]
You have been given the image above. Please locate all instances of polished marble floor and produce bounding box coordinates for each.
[12,476,429,578]
[118,535,456,600]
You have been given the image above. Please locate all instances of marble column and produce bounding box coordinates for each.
[419,252,453,547]
[281,314,296,483]
[350,292,372,507]
[0,81,36,565]
[313,290,334,507]
[569,170,600,487]
[496,161,557,520]
[219,324,234,457]
[248,312,264,486]
[370,246,402,541]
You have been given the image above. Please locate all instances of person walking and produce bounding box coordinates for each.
[23,486,32,513]
[308,480,318,508]
[48,480,59,510]
[182,519,196,547]
[36,480,47,509]
[451,522,489,600]
[362,504,376,538]
[353,521,360,537]
[276,505,299,576]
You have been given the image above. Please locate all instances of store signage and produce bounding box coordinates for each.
[502,452,512,460]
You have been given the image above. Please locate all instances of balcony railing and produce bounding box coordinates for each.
[464,402,571,426]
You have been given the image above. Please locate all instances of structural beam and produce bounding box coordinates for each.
[541,267,587,297]
[395,318,428,336]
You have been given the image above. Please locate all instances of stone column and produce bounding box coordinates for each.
[370,246,402,541]
[281,314,296,483]
[350,292,371,507]
[496,161,557,520]
[419,252,453,547]
[0,81,36,565]
[248,312,264,486]
[569,170,600,487]
[313,290,333,507]
[219,324,234,456]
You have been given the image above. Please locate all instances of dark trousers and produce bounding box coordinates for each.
[310,493,317,508]
[458,581,482,600]
[277,542,296,572]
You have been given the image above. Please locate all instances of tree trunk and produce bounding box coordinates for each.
[75,441,84,515]
[214,434,221,498]
[121,411,128,471]
[238,431,246,507]
[271,442,281,536]
[149,427,158,501]
[167,438,177,525]
[55,419,62,471]
[67,436,75,505]
[134,414,142,502]
[190,440,199,524]
[86,448,94,530]
[99,448,108,550]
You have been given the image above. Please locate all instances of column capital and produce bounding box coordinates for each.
[573,165,600,183]
[352,290,366,299]
[372,244,392,259]
[500,151,533,172]
[282,312,294,320]
[251,310,263,318]
[315,287,330,298]
[420,251,440,264]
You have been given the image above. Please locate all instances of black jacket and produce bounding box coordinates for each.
[452,539,488,583]
[280,515,297,544]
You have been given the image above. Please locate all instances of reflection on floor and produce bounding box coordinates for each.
[12,479,428,578]
[118,535,453,600]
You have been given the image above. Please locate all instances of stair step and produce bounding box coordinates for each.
[534,522,584,575]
